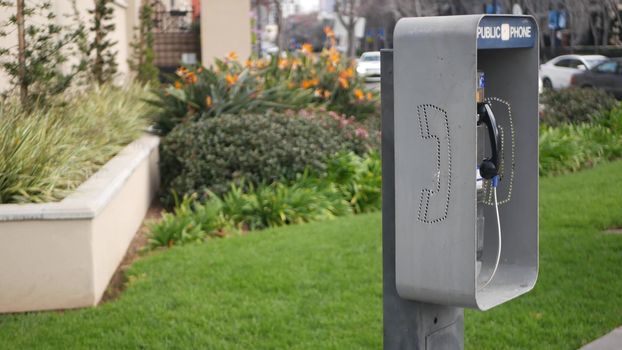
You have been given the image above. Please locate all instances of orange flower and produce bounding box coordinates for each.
[327,65,336,73]
[338,77,349,89]
[324,26,335,38]
[323,90,332,99]
[174,81,183,89]
[197,66,204,73]
[366,92,374,101]
[185,71,198,84]
[175,66,188,77]
[314,89,323,97]
[245,59,253,68]
[301,78,319,89]
[340,67,354,79]
[225,73,239,86]
[227,51,238,61]
[354,88,365,101]
[328,49,340,66]
[301,43,313,55]
[291,58,303,70]
[205,95,213,107]
[256,58,268,69]
[278,58,289,70]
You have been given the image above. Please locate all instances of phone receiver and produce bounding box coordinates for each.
[477,102,500,180]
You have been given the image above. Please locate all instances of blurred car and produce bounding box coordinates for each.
[540,54,607,90]
[570,58,622,98]
[356,51,380,81]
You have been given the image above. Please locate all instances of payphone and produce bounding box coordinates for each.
[393,15,539,310]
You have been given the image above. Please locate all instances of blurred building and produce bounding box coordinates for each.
[0,0,143,91]
[0,0,252,91]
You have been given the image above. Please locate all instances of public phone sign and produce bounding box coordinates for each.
[477,16,536,49]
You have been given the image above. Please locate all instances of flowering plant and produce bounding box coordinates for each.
[151,26,378,134]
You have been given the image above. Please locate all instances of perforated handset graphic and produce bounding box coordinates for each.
[415,104,451,225]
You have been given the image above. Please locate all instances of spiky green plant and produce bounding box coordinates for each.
[0,83,151,203]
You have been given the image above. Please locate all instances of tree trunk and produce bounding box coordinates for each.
[256,1,263,55]
[16,0,27,107]
[336,0,358,58]
[93,0,105,85]
[274,0,284,51]
[347,21,356,58]
[603,5,609,46]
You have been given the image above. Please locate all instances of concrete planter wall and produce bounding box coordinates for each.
[0,135,159,313]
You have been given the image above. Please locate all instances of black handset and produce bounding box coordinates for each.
[477,102,500,180]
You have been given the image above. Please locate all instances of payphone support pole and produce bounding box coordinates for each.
[381,49,464,350]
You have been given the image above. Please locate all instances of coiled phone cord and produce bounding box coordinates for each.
[479,176,501,291]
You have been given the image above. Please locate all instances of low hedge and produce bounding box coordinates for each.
[540,87,617,126]
[148,150,382,248]
[539,105,622,176]
[159,109,372,206]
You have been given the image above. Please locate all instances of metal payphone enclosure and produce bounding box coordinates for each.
[394,15,539,310]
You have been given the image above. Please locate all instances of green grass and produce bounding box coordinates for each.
[1,162,622,349]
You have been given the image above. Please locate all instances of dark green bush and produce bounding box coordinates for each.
[540,87,617,126]
[160,109,371,206]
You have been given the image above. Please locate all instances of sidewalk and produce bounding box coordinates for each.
[579,327,622,350]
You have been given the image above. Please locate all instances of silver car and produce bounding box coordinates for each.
[540,54,607,90]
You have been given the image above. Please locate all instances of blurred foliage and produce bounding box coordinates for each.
[128,2,159,85]
[147,193,228,249]
[148,150,382,248]
[88,0,118,85]
[540,87,617,126]
[539,105,622,176]
[0,0,87,107]
[159,109,372,207]
[150,43,378,134]
[220,181,351,231]
[326,151,382,214]
[0,83,152,203]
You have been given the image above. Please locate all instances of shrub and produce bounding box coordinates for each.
[253,47,378,120]
[540,87,617,126]
[148,150,382,249]
[150,58,315,134]
[150,46,378,134]
[600,103,622,132]
[0,83,151,204]
[148,179,353,249]
[221,182,351,231]
[147,193,227,249]
[539,122,622,176]
[159,110,371,206]
[325,151,382,213]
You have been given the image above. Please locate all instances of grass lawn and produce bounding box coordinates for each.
[1,161,622,349]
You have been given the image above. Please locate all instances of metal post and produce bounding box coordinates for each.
[381,49,464,350]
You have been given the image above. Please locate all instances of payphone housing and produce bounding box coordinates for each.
[393,15,539,310]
